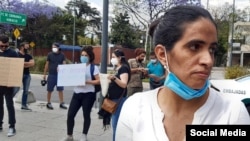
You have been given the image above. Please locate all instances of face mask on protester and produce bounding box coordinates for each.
[111,58,118,66]
[163,51,209,100]
[150,59,157,63]
[138,59,144,63]
[52,47,58,53]
[24,49,28,54]
[80,56,89,63]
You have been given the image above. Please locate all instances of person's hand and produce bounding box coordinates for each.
[108,74,116,81]
[142,68,148,75]
[137,67,146,73]
[154,76,161,82]
[43,75,46,80]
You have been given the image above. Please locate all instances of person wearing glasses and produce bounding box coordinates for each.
[0,35,19,137]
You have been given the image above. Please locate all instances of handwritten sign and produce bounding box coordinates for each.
[57,64,86,86]
[0,57,24,87]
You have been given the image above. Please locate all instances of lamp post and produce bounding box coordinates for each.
[229,0,235,67]
[72,0,76,63]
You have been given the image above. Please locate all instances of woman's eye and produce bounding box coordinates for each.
[209,47,216,54]
[190,44,200,51]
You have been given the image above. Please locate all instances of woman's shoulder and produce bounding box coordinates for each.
[119,65,130,71]
[209,88,248,115]
[124,89,159,109]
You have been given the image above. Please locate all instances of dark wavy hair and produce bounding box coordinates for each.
[113,49,131,81]
[81,45,95,63]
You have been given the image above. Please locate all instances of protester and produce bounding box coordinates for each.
[43,43,67,110]
[98,49,131,141]
[146,51,165,89]
[0,35,18,137]
[116,5,250,141]
[18,42,35,111]
[127,48,146,97]
[62,46,100,141]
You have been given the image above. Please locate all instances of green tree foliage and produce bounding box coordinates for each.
[65,0,101,45]
[110,12,143,48]
[209,3,248,66]
[0,0,101,48]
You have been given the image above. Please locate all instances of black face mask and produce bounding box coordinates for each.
[24,49,28,54]
[138,59,143,63]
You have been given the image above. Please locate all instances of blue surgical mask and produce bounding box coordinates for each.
[150,59,157,63]
[163,51,209,100]
[80,56,89,63]
[164,72,209,100]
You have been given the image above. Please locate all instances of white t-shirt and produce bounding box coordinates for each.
[73,64,99,93]
[116,88,250,141]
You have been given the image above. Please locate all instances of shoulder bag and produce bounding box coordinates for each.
[101,89,125,114]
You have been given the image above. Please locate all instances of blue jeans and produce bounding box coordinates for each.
[22,74,31,106]
[149,80,164,90]
[111,97,127,141]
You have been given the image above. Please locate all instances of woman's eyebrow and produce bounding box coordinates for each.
[185,39,218,47]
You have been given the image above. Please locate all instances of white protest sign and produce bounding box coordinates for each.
[57,64,86,86]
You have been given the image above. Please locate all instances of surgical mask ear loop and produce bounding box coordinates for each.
[164,51,170,73]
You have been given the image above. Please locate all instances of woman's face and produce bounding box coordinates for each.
[112,53,121,65]
[81,51,88,57]
[167,18,217,89]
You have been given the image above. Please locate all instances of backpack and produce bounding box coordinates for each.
[90,64,101,93]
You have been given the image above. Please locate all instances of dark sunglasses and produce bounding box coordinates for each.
[0,45,8,48]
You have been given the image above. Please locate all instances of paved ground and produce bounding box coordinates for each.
[0,101,112,141]
[0,67,225,141]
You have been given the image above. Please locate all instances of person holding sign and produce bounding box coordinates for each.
[62,46,100,141]
[116,5,250,141]
[0,35,18,137]
[43,43,67,110]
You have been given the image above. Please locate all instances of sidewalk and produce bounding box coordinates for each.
[0,82,150,141]
[0,101,112,141]
[0,67,224,141]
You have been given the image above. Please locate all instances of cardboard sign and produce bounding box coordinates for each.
[0,57,24,87]
[57,63,86,86]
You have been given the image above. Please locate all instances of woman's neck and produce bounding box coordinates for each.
[158,88,209,115]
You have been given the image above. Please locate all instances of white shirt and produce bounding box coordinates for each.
[116,88,250,141]
[73,64,99,93]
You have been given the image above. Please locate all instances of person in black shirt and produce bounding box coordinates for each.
[0,35,18,137]
[43,43,67,110]
[18,42,35,111]
[107,49,131,141]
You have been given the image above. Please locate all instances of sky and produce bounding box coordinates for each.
[21,0,250,13]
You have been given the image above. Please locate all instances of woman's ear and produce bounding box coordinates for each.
[154,45,166,66]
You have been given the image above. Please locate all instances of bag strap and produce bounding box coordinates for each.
[90,63,95,80]
[116,89,126,105]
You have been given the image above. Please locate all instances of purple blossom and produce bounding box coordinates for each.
[0,0,60,19]
[173,0,202,6]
